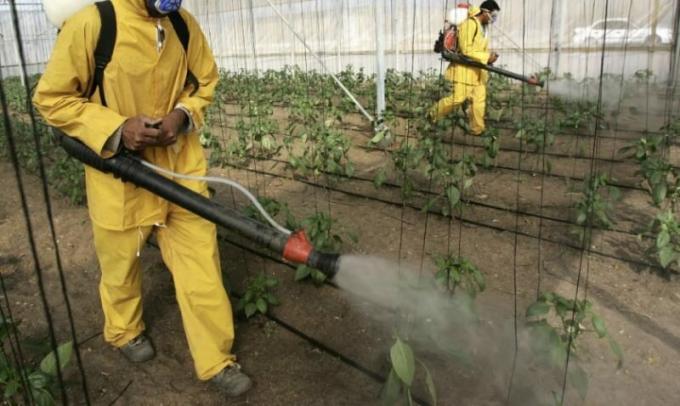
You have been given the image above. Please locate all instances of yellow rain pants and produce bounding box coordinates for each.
[33,0,233,380]
[431,8,491,136]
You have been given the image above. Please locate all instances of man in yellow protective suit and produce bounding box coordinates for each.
[431,1,501,136]
[33,0,252,397]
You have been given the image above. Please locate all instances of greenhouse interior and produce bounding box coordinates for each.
[0,0,679,404]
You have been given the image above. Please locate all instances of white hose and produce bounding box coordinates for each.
[139,160,292,236]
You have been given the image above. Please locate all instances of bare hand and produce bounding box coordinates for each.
[488,52,499,65]
[156,109,188,147]
[121,116,161,151]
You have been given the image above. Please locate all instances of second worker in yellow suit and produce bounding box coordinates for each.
[33,0,251,397]
[431,1,501,135]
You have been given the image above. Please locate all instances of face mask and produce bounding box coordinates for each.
[147,0,183,15]
[490,11,499,24]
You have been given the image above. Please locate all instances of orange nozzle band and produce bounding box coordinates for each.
[282,230,314,265]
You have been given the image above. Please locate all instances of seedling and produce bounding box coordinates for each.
[381,337,437,406]
[572,174,620,244]
[237,274,280,319]
[526,292,623,400]
[433,255,486,299]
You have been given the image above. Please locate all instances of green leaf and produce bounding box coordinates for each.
[244,303,257,318]
[390,338,415,386]
[526,301,551,318]
[591,314,607,338]
[653,182,667,205]
[256,298,267,314]
[295,265,311,281]
[446,186,461,207]
[40,341,73,377]
[418,359,437,405]
[608,336,624,368]
[381,369,402,405]
[568,364,589,400]
[658,245,676,268]
[656,230,670,249]
[370,131,386,144]
[28,371,49,390]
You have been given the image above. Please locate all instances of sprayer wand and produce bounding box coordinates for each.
[56,130,341,278]
[442,51,544,87]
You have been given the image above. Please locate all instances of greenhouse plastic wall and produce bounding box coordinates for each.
[0,0,678,82]
[182,0,679,81]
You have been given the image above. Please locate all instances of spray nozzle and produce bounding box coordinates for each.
[282,230,341,279]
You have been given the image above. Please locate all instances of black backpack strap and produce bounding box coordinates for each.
[89,1,116,107]
[168,11,199,96]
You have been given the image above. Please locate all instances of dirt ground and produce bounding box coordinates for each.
[1,97,680,405]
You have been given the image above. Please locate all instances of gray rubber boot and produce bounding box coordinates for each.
[211,363,253,397]
[119,335,155,363]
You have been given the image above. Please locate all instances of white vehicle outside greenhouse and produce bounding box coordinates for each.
[572,18,673,46]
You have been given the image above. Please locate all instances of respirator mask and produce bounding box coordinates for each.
[489,10,499,24]
[147,0,183,15]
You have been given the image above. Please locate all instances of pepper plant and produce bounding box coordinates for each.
[644,210,680,271]
[381,337,437,406]
[237,274,280,319]
[295,212,352,284]
[572,174,620,244]
[526,292,623,401]
[0,316,74,405]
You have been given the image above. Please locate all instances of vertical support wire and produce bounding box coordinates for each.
[506,0,529,401]
[6,1,92,403]
[560,0,611,403]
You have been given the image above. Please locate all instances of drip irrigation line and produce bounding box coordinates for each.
[218,162,673,277]
[215,120,656,192]
[7,1,91,402]
[107,380,133,406]
[560,1,611,404]
[233,153,651,240]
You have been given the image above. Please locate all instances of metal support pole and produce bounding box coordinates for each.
[375,0,386,124]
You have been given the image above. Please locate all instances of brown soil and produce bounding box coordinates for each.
[1,96,680,405]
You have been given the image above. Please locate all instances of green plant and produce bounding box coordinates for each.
[515,116,555,152]
[228,96,281,163]
[294,212,352,283]
[645,210,680,270]
[526,292,622,400]
[620,136,679,208]
[243,197,298,231]
[0,316,73,405]
[480,128,500,168]
[572,174,620,243]
[433,255,485,299]
[237,274,280,319]
[381,337,437,406]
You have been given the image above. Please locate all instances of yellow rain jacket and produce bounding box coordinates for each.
[432,6,491,135]
[33,0,218,231]
[34,1,236,381]
[449,6,490,86]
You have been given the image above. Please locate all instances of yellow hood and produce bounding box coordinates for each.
[468,6,481,17]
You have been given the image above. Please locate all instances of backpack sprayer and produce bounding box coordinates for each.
[56,131,342,279]
[436,4,544,88]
